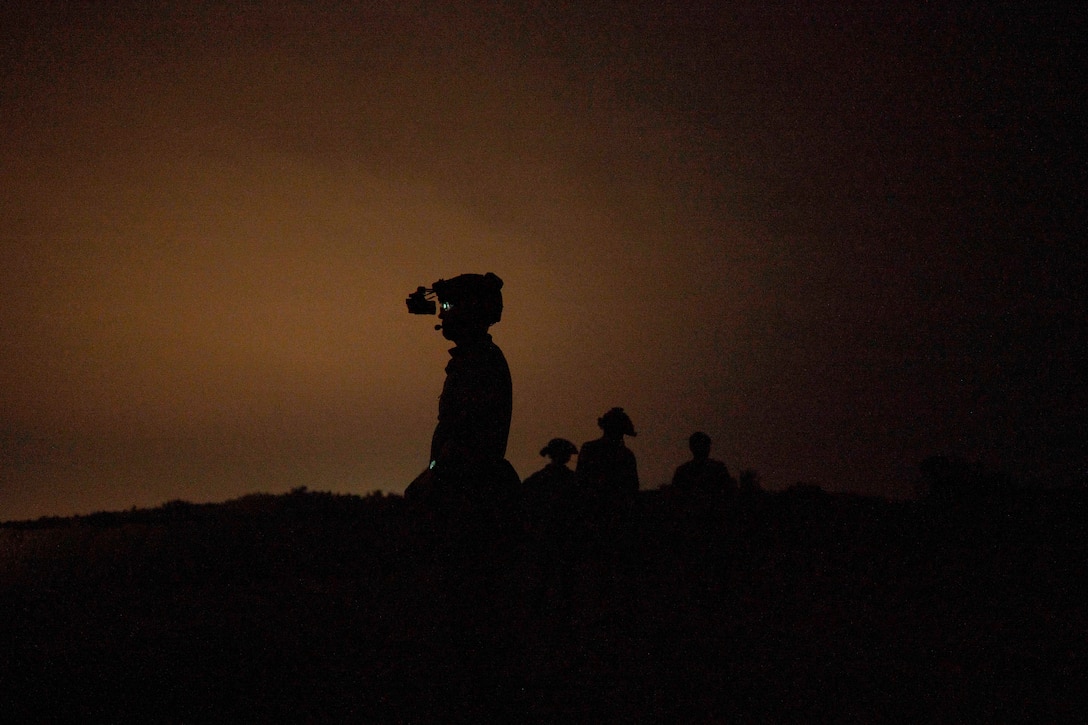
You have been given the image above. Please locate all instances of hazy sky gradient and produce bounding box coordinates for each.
[2,2,1083,520]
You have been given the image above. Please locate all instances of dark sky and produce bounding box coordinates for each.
[2,2,1084,520]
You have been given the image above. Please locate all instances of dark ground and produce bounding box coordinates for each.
[2,485,1085,723]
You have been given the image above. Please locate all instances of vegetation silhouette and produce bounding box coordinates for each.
[916,453,1021,502]
[1,476,1086,721]
[738,467,764,495]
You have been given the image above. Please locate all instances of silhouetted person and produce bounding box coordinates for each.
[671,432,735,495]
[576,407,639,502]
[522,438,579,501]
[405,272,519,510]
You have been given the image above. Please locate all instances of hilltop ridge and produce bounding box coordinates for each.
[2,485,1085,721]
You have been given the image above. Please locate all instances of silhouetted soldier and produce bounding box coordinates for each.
[576,407,639,502]
[522,438,579,501]
[671,432,735,495]
[405,272,519,510]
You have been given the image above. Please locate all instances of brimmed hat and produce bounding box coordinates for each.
[540,438,578,458]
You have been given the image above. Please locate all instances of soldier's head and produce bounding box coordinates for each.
[689,431,712,460]
[433,272,504,341]
[540,438,578,466]
[598,407,636,441]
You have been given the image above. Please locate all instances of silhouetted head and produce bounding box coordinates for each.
[598,407,636,440]
[540,437,577,465]
[433,272,504,341]
[688,431,711,459]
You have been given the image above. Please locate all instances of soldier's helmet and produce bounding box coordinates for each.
[432,272,504,326]
[598,407,637,437]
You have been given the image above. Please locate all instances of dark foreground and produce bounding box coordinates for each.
[2,486,1085,722]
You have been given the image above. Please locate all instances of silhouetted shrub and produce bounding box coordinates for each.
[917,455,1022,501]
[739,468,763,494]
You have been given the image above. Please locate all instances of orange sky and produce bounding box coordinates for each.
[2,2,1083,520]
